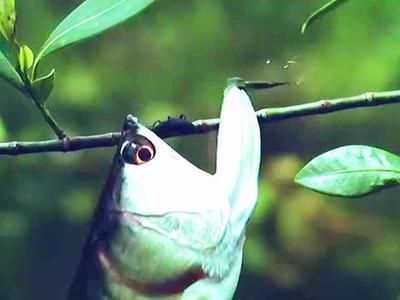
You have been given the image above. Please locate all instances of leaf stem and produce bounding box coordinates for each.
[24,78,66,139]
[33,100,66,139]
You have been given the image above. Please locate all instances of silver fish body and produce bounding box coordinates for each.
[68,84,260,300]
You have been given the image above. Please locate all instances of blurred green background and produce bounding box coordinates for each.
[1,0,400,299]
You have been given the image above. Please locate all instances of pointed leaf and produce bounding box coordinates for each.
[0,47,23,90]
[18,45,34,74]
[35,0,154,64]
[0,0,16,41]
[295,145,400,197]
[301,0,349,34]
[32,69,55,104]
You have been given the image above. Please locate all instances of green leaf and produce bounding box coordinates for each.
[0,0,16,41]
[32,69,55,104]
[35,0,155,64]
[0,117,7,140]
[0,35,10,59]
[0,46,23,90]
[18,45,34,75]
[295,145,400,197]
[301,0,349,34]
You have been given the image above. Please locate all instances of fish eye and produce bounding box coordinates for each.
[120,138,155,165]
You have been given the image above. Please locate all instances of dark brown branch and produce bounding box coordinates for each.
[1,90,400,155]
[0,133,121,155]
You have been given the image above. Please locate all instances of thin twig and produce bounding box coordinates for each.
[34,101,66,139]
[26,88,67,139]
[1,90,400,156]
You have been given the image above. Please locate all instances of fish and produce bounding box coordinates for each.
[68,82,261,300]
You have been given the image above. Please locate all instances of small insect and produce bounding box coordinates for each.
[152,114,196,138]
[227,76,288,91]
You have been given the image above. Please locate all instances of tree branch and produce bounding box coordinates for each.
[0,133,121,155]
[1,89,400,156]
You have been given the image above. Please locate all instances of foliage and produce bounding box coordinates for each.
[301,0,349,34]
[0,44,22,89]
[296,145,400,197]
[0,0,155,136]
[34,0,154,70]
[0,0,15,41]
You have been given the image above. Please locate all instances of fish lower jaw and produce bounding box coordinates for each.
[97,245,206,298]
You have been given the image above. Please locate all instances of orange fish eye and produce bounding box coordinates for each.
[121,139,156,165]
[135,145,155,165]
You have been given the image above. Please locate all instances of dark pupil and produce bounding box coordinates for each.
[138,147,152,162]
